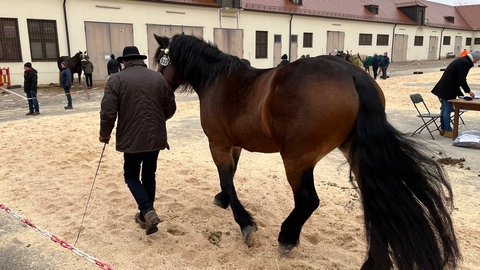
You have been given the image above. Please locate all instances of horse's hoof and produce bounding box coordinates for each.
[278,243,295,255]
[278,240,299,255]
[213,193,229,209]
[242,224,257,247]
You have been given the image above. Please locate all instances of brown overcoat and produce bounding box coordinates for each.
[100,59,176,153]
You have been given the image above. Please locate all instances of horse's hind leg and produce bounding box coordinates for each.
[210,145,256,245]
[338,141,392,269]
[278,164,319,254]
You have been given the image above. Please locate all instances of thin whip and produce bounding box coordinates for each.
[74,143,106,246]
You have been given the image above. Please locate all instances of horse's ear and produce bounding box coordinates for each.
[154,34,162,44]
[154,34,169,47]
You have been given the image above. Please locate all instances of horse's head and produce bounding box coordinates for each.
[153,34,184,91]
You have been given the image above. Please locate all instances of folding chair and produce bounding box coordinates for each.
[452,108,467,126]
[410,93,441,139]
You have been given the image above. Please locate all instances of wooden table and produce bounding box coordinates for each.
[448,98,480,139]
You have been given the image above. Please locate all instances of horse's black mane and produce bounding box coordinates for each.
[168,34,246,91]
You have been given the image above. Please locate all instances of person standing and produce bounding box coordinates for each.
[60,61,73,109]
[431,49,479,138]
[380,52,390,79]
[23,62,39,115]
[277,54,289,67]
[372,53,380,79]
[352,53,364,69]
[99,46,176,235]
[82,56,94,89]
[107,54,122,75]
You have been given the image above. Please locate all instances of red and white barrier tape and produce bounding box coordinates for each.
[1,86,99,100]
[0,203,113,270]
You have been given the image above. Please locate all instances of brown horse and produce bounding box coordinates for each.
[57,50,86,85]
[154,34,460,270]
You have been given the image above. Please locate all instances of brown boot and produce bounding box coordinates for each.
[443,131,453,138]
[134,213,146,229]
[144,209,161,235]
[439,129,445,135]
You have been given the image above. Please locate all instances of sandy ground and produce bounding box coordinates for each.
[1,66,480,270]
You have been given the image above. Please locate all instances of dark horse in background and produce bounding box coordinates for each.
[57,51,86,86]
[154,34,460,270]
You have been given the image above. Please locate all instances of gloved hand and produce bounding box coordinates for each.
[99,135,110,144]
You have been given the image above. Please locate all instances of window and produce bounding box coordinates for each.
[0,18,22,61]
[414,36,423,46]
[359,33,372,46]
[291,34,297,43]
[220,0,240,8]
[274,34,281,43]
[443,36,451,45]
[27,19,59,61]
[466,37,472,46]
[474,38,480,45]
[303,32,313,48]
[364,5,379,14]
[255,31,268,59]
[376,34,389,46]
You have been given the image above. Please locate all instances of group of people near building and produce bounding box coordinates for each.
[23,54,123,115]
[277,51,391,79]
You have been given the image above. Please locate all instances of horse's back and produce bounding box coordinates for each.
[266,56,363,154]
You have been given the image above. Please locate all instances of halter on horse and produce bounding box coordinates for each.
[57,51,87,86]
[153,34,460,270]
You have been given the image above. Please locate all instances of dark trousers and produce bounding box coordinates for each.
[124,150,160,218]
[381,66,388,79]
[64,86,72,106]
[372,65,379,79]
[85,73,93,88]
[25,90,39,112]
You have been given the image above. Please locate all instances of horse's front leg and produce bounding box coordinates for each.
[210,144,257,246]
[213,146,241,208]
[278,164,320,254]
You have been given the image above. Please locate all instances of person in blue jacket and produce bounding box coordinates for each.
[60,61,73,109]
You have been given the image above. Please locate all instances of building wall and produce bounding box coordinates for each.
[1,0,479,85]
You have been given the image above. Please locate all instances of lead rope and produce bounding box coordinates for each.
[74,143,107,246]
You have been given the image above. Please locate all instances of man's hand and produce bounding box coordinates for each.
[469,91,475,98]
[99,135,110,144]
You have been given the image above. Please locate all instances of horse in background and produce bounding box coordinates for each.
[154,34,460,270]
[57,51,86,86]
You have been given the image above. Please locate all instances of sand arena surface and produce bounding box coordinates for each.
[1,66,479,269]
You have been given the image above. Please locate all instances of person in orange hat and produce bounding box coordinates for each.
[431,49,479,138]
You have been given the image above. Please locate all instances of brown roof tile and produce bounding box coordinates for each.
[419,0,472,30]
[241,0,477,30]
[456,4,480,30]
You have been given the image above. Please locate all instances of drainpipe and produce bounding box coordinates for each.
[63,0,71,56]
[391,23,397,62]
[289,14,292,60]
[439,28,445,60]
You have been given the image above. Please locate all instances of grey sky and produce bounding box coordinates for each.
[428,0,480,5]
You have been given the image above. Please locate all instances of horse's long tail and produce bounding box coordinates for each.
[349,74,461,270]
